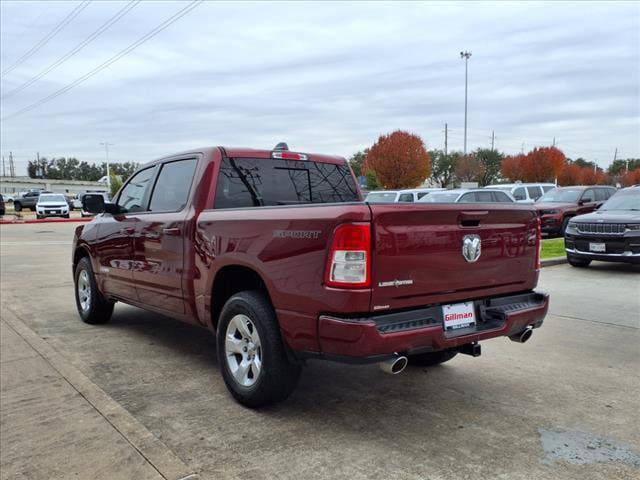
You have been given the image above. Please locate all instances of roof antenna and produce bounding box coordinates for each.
[273,142,289,151]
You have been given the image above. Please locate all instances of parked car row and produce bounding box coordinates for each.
[3,189,110,219]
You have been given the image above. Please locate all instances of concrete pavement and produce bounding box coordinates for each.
[1,222,639,480]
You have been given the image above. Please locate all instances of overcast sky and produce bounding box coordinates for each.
[1,0,639,175]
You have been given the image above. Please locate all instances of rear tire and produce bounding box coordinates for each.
[74,257,114,324]
[217,291,301,408]
[36,214,42,220]
[64,214,70,219]
[408,349,458,367]
[567,256,591,268]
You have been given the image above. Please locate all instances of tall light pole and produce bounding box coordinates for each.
[100,142,114,192]
[460,51,472,156]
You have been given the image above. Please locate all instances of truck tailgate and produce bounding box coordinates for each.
[369,203,539,311]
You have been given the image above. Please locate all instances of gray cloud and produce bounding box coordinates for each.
[1,0,639,174]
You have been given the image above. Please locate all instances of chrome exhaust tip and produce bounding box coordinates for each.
[509,326,533,343]
[379,355,408,375]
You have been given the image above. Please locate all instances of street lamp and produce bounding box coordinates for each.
[100,142,114,192]
[460,51,472,155]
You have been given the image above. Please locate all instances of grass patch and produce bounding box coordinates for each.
[541,237,566,259]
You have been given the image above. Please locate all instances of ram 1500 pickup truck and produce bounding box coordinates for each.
[74,145,549,407]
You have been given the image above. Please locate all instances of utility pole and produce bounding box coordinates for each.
[552,137,556,147]
[444,123,448,158]
[460,51,472,155]
[1,156,5,177]
[491,130,495,151]
[100,142,114,192]
[521,142,525,154]
[9,151,15,177]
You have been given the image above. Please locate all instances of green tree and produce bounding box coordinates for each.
[608,159,640,176]
[430,150,460,187]
[365,170,380,190]
[475,148,504,186]
[348,150,367,178]
[109,174,123,198]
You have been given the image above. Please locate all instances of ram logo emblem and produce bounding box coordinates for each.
[462,235,482,263]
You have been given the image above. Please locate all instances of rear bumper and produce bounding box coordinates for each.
[311,291,549,362]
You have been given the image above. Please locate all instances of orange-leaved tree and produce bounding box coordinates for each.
[557,163,582,186]
[620,168,640,187]
[501,154,526,181]
[364,130,431,189]
[523,147,566,182]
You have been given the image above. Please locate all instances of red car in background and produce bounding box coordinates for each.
[535,185,617,235]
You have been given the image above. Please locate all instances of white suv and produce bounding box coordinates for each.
[486,183,556,203]
[365,188,444,203]
[36,194,70,219]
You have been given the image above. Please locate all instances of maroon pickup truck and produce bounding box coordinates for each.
[73,145,549,407]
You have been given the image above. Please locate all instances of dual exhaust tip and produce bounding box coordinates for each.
[509,326,533,344]
[379,326,534,375]
[379,355,408,375]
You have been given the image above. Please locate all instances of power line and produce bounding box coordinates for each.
[2,0,203,121]
[1,1,92,78]
[2,0,141,99]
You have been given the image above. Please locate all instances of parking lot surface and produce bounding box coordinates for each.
[1,222,639,480]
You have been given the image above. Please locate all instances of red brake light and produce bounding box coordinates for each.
[325,223,371,288]
[272,151,308,161]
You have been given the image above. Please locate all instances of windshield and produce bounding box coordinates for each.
[365,192,398,203]
[421,193,461,203]
[537,188,581,203]
[38,194,66,203]
[600,191,640,211]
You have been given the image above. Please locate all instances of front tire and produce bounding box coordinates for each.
[567,256,591,268]
[14,202,22,212]
[217,291,301,408]
[74,257,114,324]
[560,217,571,236]
[408,349,458,367]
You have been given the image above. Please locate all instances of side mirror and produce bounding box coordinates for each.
[82,194,105,214]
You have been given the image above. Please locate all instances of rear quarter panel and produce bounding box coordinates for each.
[194,203,372,352]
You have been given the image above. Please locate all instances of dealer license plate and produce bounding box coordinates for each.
[442,301,476,331]
[589,242,606,253]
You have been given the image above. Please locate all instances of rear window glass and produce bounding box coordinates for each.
[214,158,359,209]
[493,191,514,202]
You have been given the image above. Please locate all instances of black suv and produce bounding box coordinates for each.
[564,186,640,266]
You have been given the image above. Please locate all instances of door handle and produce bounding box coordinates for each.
[163,227,181,236]
[120,227,135,235]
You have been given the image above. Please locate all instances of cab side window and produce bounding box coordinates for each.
[398,193,414,202]
[581,189,596,203]
[117,167,156,213]
[493,191,513,202]
[513,187,526,201]
[149,159,198,212]
[594,189,608,202]
[527,186,542,200]
[458,193,475,203]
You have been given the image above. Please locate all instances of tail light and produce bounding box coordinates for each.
[535,217,541,270]
[325,223,371,288]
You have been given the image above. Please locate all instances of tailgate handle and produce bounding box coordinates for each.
[459,210,488,227]
[461,219,480,227]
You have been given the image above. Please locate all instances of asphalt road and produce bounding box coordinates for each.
[1,222,639,480]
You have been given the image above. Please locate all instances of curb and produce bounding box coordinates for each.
[541,256,567,267]
[2,306,199,480]
[0,217,92,225]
